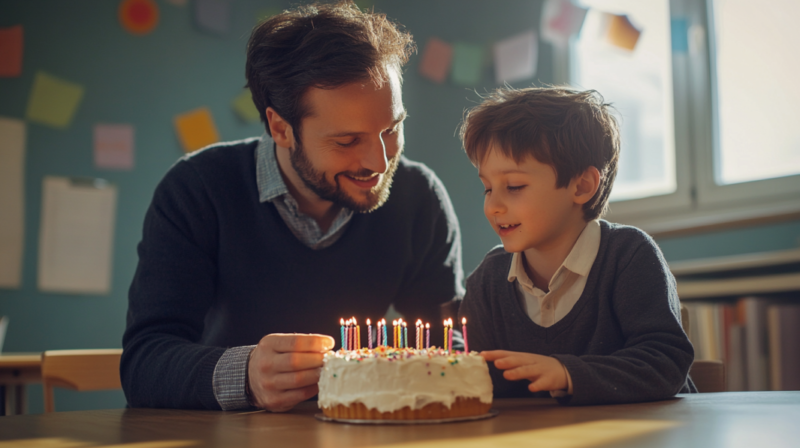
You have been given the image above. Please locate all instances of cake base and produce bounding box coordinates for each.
[321,396,491,421]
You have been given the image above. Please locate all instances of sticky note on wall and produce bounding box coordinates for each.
[605,14,641,51]
[451,43,484,86]
[231,90,260,123]
[671,18,689,53]
[493,30,538,84]
[95,124,135,170]
[0,25,23,77]
[541,0,588,48]
[418,37,453,84]
[196,0,230,34]
[26,71,85,129]
[174,107,219,153]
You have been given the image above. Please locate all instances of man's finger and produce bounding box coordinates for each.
[272,352,325,373]
[503,364,540,381]
[493,354,540,370]
[263,333,335,353]
[267,368,322,391]
[480,350,517,361]
[263,384,320,413]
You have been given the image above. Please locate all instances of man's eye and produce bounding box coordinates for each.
[507,185,526,192]
[336,139,357,147]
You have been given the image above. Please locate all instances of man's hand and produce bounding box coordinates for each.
[248,333,335,412]
[481,350,568,393]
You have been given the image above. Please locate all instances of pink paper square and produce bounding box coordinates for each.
[94,124,134,170]
[419,37,453,84]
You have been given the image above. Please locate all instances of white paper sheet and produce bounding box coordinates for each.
[38,176,117,295]
[541,0,588,48]
[493,30,538,84]
[0,118,26,289]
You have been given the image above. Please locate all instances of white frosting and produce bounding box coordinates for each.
[317,348,493,413]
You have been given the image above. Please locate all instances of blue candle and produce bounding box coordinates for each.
[403,322,408,348]
[382,319,388,347]
[340,318,345,350]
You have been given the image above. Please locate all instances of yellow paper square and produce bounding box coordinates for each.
[231,90,260,123]
[173,107,219,153]
[26,71,85,129]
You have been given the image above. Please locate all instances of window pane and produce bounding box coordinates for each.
[571,0,676,201]
[713,0,800,185]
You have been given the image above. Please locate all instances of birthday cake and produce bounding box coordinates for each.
[317,347,493,420]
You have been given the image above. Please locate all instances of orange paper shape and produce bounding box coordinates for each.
[119,0,160,35]
[418,37,453,84]
[174,107,220,153]
[0,25,23,77]
[606,14,641,51]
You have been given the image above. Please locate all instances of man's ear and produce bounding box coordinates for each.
[265,107,294,148]
[573,166,601,206]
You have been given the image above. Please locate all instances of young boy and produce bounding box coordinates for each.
[458,87,696,405]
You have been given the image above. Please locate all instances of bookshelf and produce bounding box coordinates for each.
[669,248,800,392]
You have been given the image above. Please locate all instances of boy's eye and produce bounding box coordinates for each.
[483,188,492,196]
[507,185,526,192]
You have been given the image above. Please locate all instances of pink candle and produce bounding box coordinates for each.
[425,323,430,349]
[367,319,373,350]
[462,317,468,353]
[448,321,454,354]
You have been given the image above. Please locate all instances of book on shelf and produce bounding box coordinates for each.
[683,297,800,391]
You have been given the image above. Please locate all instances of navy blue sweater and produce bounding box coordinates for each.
[122,139,463,409]
[459,221,696,405]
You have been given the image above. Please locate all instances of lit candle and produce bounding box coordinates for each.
[392,320,398,348]
[403,321,407,348]
[443,320,448,352]
[416,319,421,349]
[425,323,430,349]
[448,319,454,354]
[382,319,387,347]
[367,318,372,350]
[340,318,345,350]
[354,317,360,350]
[462,317,468,353]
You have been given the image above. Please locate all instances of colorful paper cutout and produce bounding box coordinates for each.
[231,90,260,123]
[451,43,484,86]
[119,0,160,35]
[0,25,23,77]
[493,30,538,84]
[196,0,231,35]
[26,72,85,129]
[94,124,134,170]
[541,0,588,48]
[418,37,453,84]
[605,14,641,51]
[671,18,689,53]
[174,107,220,153]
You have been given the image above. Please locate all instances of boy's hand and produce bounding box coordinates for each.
[481,350,568,393]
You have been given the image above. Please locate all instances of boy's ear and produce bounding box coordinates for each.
[265,107,295,148]
[572,166,601,206]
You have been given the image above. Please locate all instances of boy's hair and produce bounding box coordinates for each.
[460,87,620,221]
[245,1,415,141]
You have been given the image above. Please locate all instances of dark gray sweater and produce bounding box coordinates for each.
[459,220,696,405]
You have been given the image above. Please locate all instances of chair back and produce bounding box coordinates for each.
[679,304,726,393]
[41,349,123,412]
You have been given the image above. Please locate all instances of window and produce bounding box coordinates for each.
[558,0,800,234]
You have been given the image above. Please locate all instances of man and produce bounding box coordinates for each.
[121,1,463,412]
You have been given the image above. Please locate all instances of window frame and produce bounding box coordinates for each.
[554,0,800,236]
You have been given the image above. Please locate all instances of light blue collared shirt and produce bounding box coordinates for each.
[212,134,355,410]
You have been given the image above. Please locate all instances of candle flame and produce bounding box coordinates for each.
[462,317,467,325]
[366,318,371,325]
[416,319,422,326]
[353,317,357,325]
[402,321,407,327]
[426,323,430,329]
[393,320,397,326]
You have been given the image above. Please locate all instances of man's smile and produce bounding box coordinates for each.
[344,173,380,189]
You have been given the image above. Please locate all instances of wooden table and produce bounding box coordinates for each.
[1,392,798,447]
[0,352,41,416]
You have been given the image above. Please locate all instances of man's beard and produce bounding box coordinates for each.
[289,140,401,213]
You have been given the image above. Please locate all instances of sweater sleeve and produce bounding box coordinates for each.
[393,167,464,344]
[552,236,695,405]
[121,159,225,410]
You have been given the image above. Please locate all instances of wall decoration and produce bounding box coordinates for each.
[231,90,261,123]
[493,30,538,84]
[418,37,453,84]
[451,42,484,86]
[541,0,588,48]
[119,0,160,36]
[94,124,135,170]
[0,25,23,77]
[174,107,220,153]
[196,0,231,35]
[25,71,85,129]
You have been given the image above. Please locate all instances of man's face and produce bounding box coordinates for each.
[289,69,406,213]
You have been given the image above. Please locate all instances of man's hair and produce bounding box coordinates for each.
[459,87,620,221]
[245,1,415,141]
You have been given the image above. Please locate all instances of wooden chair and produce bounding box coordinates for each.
[680,305,726,393]
[41,349,123,412]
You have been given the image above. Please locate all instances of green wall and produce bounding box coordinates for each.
[1,0,798,413]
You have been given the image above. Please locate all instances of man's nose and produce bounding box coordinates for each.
[360,135,389,174]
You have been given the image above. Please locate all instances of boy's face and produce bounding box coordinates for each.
[478,147,584,254]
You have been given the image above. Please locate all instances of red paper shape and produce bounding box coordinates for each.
[418,37,453,84]
[119,0,160,35]
[0,25,23,77]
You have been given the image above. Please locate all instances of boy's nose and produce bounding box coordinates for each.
[484,193,506,215]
